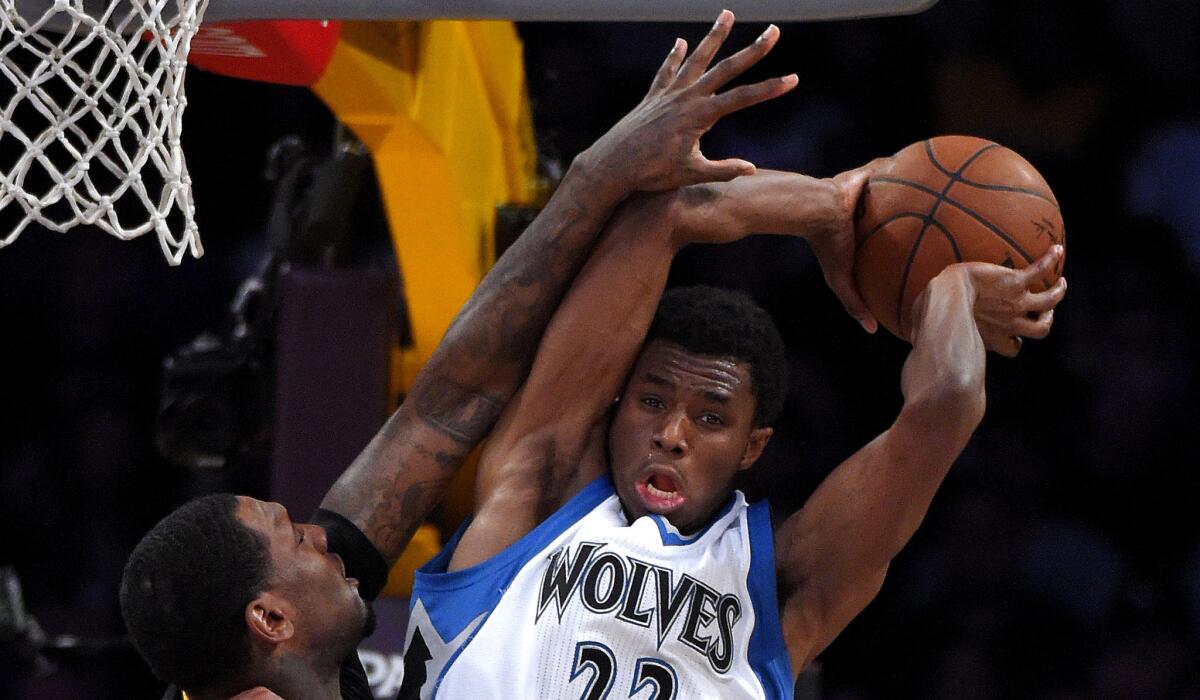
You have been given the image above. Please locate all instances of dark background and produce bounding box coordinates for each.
[2,0,1199,697]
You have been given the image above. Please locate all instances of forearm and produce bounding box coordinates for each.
[901,267,987,424]
[777,270,988,663]
[450,195,680,568]
[523,194,681,418]
[674,169,841,242]
[861,268,988,559]
[420,150,631,414]
[483,193,681,458]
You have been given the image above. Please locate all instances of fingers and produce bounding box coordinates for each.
[1009,309,1055,340]
[710,73,799,117]
[1020,244,1064,287]
[648,38,687,95]
[1000,336,1023,357]
[826,272,879,333]
[687,156,756,183]
[694,23,780,95]
[1022,276,1067,313]
[985,331,1023,357]
[676,10,735,84]
[834,168,871,211]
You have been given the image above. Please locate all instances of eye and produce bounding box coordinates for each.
[296,527,305,546]
[641,396,665,409]
[699,413,724,426]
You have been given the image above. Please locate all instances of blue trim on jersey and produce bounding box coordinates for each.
[410,475,615,693]
[745,499,794,698]
[648,492,738,546]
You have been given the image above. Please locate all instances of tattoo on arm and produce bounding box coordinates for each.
[443,195,597,368]
[411,375,505,446]
[325,166,624,557]
[363,477,440,561]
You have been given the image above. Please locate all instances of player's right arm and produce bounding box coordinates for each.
[773,247,1067,672]
[317,11,793,568]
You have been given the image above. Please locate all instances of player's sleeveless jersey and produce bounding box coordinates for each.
[397,475,793,699]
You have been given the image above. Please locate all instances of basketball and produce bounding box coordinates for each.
[853,136,1066,339]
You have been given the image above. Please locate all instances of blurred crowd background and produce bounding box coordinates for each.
[2,0,1198,697]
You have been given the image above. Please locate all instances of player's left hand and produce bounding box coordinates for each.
[956,245,1067,356]
[808,158,891,334]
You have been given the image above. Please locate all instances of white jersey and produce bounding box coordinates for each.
[397,475,793,699]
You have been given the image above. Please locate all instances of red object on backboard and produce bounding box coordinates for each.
[189,20,342,86]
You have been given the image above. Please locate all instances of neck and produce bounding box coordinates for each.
[194,649,344,700]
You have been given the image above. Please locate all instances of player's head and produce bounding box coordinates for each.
[608,286,787,534]
[120,494,367,695]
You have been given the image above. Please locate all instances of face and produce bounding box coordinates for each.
[608,340,772,534]
[235,497,368,657]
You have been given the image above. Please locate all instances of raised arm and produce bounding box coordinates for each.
[448,163,876,570]
[774,246,1067,672]
[318,11,796,564]
[673,164,894,333]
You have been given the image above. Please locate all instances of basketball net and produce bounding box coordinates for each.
[0,0,210,263]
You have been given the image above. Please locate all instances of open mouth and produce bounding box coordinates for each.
[636,471,685,513]
[331,553,356,584]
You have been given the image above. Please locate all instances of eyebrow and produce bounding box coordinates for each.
[643,373,674,388]
[644,372,731,405]
[703,390,731,404]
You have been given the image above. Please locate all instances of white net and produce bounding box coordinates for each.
[1,0,210,263]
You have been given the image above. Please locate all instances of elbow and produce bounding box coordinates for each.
[943,370,986,431]
[916,368,986,434]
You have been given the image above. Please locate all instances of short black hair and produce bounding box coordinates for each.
[119,494,270,692]
[645,286,788,426]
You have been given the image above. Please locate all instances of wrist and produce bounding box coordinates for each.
[786,175,843,239]
[911,266,975,341]
[816,176,846,233]
[933,264,978,303]
[569,147,632,203]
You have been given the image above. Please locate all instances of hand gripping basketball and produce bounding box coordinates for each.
[954,246,1067,357]
[583,10,799,192]
[853,136,1066,340]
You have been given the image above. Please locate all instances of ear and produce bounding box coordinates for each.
[737,426,773,471]
[245,592,295,645]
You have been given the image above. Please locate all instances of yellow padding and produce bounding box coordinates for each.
[311,19,539,564]
[312,20,539,394]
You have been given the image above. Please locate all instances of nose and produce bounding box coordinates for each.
[307,523,329,553]
[652,409,689,456]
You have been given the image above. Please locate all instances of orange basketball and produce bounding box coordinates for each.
[854,136,1065,339]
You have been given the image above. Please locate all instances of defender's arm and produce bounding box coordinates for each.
[775,248,1066,672]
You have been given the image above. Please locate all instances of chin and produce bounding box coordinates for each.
[661,511,704,536]
[360,601,377,639]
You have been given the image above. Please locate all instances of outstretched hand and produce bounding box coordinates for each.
[953,245,1067,356]
[808,158,892,333]
[801,158,897,333]
[584,10,798,192]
